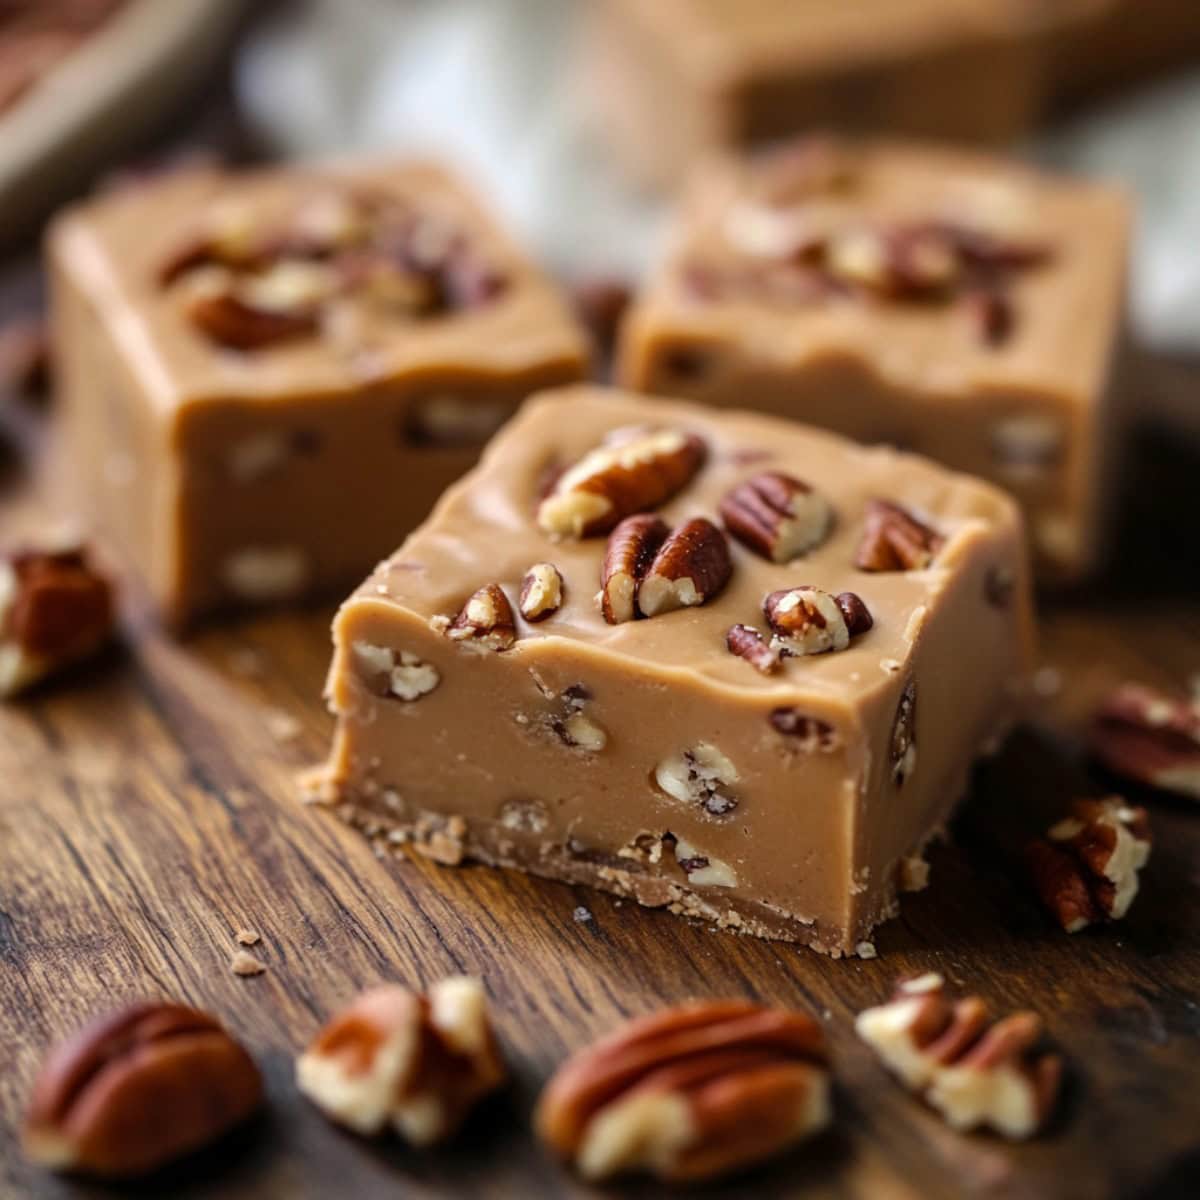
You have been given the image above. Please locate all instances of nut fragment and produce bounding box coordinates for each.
[1089,682,1200,801]
[768,708,839,752]
[600,515,668,625]
[535,1000,830,1182]
[719,472,833,563]
[221,546,310,602]
[518,562,564,623]
[762,586,872,657]
[855,500,944,572]
[1025,797,1151,932]
[182,268,324,351]
[891,679,918,786]
[725,624,780,674]
[537,428,706,538]
[655,743,740,817]
[23,1001,263,1177]
[296,977,505,1145]
[352,641,440,701]
[548,684,608,752]
[671,835,739,887]
[0,545,115,698]
[855,975,1061,1140]
[445,584,517,652]
[637,519,733,618]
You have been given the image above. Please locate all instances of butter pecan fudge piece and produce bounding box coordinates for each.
[318,385,1033,956]
[49,162,587,627]
[618,138,1131,582]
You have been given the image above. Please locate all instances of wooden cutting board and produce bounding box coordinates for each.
[0,352,1198,1199]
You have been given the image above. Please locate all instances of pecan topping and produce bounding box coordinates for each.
[536,428,706,539]
[855,499,944,572]
[718,471,832,562]
[519,562,564,623]
[297,977,505,1145]
[856,975,1061,1140]
[23,1002,263,1177]
[535,1001,830,1182]
[891,679,918,786]
[762,586,872,656]
[1025,797,1151,932]
[725,624,780,674]
[445,584,516,651]
[655,743,740,817]
[182,263,330,350]
[637,518,733,618]
[600,515,668,624]
[1089,682,1200,801]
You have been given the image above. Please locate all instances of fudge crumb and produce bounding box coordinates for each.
[230,950,266,977]
[229,647,264,677]
[265,708,302,743]
[234,928,261,946]
[855,941,878,959]
[1032,666,1062,698]
[898,855,930,893]
[572,905,593,924]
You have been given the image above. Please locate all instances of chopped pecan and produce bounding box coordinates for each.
[547,684,608,752]
[719,471,832,562]
[1089,682,1200,801]
[638,518,732,618]
[891,679,918,786]
[726,624,781,674]
[826,225,959,298]
[856,974,1061,1140]
[536,1000,830,1182]
[855,500,944,572]
[536,428,706,538]
[655,743,740,817]
[600,515,669,624]
[1025,797,1151,932]
[23,1001,263,1177]
[519,562,565,623]
[444,584,517,652]
[671,834,738,886]
[768,708,839,752]
[352,641,440,701]
[962,286,1015,347]
[762,586,872,656]
[182,268,324,351]
[296,977,505,1145]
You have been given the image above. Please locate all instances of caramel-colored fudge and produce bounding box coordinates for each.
[49,163,587,626]
[618,139,1130,581]
[317,386,1033,957]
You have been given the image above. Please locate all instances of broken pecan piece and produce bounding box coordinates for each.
[536,1000,831,1182]
[1025,797,1151,932]
[296,977,505,1145]
[856,974,1062,1140]
[536,427,706,538]
[444,584,517,651]
[638,518,732,618]
[182,265,327,351]
[600,515,669,624]
[519,562,564,623]
[726,624,781,674]
[855,500,944,572]
[655,742,741,817]
[1089,682,1200,801]
[763,586,872,656]
[719,471,832,563]
[23,1001,263,1177]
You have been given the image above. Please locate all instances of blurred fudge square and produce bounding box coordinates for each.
[618,138,1130,582]
[582,0,1083,188]
[317,386,1033,957]
[49,162,588,627]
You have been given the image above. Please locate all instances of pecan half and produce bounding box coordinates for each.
[1025,797,1151,932]
[762,586,872,657]
[855,500,944,572]
[600,515,669,624]
[1089,682,1200,801]
[638,518,733,618]
[296,977,505,1145]
[519,562,564,623]
[719,471,832,563]
[535,1001,830,1182]
[444,584,517,652]
[726,624,780,674]
[856,974,1061,1140]
[536,428,706,538]
[0,545,115,698]
[23,1001,263,1177]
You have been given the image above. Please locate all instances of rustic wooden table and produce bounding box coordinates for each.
[1,226,1199,1200]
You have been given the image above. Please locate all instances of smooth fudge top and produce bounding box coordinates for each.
[49,162,587,409]
[631,138,1129,402]
[348,386,1029,710]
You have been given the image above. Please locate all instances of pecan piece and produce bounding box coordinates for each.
[444,584,517,651]
[535,1000,830,1182]
[856,975,1061,1140]
[1089,682,1200,801]
[855,500,944,572]
[183,268,324,351]
[23,1001,263,1177]
[600,515,669,624]
[519,562,565,623]
[638,518,733,618]
[1025,797,1151,932]
[536,428,706,538]
[962,286,1015,347]
[890,679,918,786]
[726,624,780,674]
[719,471,832,562]
[0,544,115,698]
[297,977,505,1145]
[763,586,872,656]
[655,743,740,817]
[769,708,839,752]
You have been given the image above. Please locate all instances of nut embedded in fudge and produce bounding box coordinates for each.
[49,162,588,626]
[318,386,1034,957]
[618,137,1130,582]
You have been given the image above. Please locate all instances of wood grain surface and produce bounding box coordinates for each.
[2,298,1200,1199]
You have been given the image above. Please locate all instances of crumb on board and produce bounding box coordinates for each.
[234,928,260,946]
[572,905,593,924]
[856,941,878,960]
[231,950,266,977]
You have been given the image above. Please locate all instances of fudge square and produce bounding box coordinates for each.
[318,385,1034,957]
[48,162,587,627]
[618,138,1130,582]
